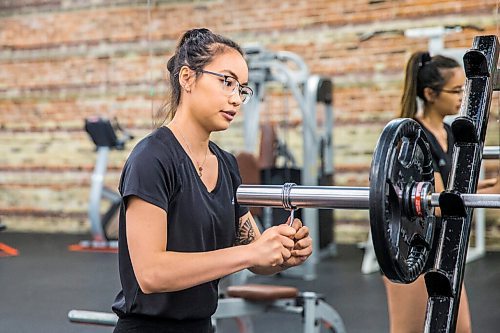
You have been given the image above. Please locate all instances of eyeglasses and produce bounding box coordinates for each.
[439,87,465,95]
[199,69,254,104]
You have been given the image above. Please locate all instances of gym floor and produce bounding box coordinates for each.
[1,232,499,333]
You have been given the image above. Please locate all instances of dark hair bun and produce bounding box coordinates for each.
[166,55,176,72]
[179,28,212,47]
[419,52,432,68]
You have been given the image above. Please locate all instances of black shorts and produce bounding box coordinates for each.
[113,315,212,333]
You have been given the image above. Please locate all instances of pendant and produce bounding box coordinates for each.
[198,166,203,177]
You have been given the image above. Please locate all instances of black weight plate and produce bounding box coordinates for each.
[369,118,435,283]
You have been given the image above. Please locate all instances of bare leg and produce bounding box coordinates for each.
[456,286,472,333]
[384,276,472,333]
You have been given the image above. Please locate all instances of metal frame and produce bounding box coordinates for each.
[76,117,133,250]
[213,293,346,333]
[423,35,498,332]
[243,45,334,280]
[84,146,120,247]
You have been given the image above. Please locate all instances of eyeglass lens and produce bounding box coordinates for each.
[222,76,252,104]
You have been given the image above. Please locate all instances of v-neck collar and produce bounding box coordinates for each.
[417,120,451,155]
[162,126,221,194]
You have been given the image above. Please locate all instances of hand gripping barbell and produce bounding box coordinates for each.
[236,118,500,283]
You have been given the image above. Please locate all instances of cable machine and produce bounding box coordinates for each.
[242,45,334,279]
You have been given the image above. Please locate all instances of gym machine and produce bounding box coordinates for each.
[69,264,346,332]
[70,116,133,251]
[236,35,500,332]
[243,45,335,280]
[69,287,346,333]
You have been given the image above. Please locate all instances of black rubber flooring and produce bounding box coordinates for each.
[0,232,499,333]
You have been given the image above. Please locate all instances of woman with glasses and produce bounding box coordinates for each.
[384,51,498,333]
[111,28,312,333]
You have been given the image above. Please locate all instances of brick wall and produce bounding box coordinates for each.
[0,0,499,246]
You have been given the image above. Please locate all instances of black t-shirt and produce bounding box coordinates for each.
[112,126,248,322]
[417,121,455,188]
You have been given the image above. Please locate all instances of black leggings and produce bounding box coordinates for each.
[113,316,213,333]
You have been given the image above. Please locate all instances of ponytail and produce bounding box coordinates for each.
[399,51,460,119]
[400,52,430,118]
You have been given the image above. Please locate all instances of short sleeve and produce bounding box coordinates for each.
[227,154,249,219]
[119,148,172,213]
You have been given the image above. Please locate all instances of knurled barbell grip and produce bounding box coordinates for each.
[236,185,500,210]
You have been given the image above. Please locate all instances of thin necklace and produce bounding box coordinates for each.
[178,130,209,177]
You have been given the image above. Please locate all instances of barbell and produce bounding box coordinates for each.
[236,118,500,283]
[237,185,500,210]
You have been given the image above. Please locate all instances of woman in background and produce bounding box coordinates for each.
[385,51,498,333]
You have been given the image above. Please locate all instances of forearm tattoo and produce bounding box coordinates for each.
[236,217,255,245]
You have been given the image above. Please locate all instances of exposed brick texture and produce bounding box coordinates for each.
[0,0,498,246]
